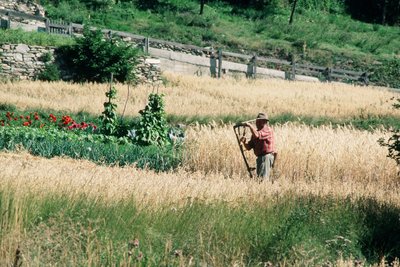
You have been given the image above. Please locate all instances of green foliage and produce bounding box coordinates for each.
[379,98,400,166]
[39,52,53,63]
[369,59,400,89]
[100,84,118,136]
[0,126,181,171]
[37,0,399,87]
[36,63,61,82]
[134,93,169,146]
[0,29,74,47]
[59,27,138,83]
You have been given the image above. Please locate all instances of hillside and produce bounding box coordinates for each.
[37,0,400,87]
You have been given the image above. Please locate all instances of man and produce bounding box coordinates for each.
[240,112,276,181]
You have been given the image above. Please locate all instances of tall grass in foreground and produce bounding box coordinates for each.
[0,73,398,120]
[1,189,399,266]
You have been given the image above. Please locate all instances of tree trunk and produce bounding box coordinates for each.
[289,0,298,24]
[200,0,205,15]
[381,0,387,24]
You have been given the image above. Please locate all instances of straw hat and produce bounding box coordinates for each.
[256,112,269,121]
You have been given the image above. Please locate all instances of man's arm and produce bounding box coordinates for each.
[244,122,259,139]
[240,137,252,150]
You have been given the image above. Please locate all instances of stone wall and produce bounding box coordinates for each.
[0,0,45,17]
[0,43,162,84]
[0,43,53,80]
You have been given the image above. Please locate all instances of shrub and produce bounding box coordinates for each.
[36,63,61,82]
[134,93,169,146]
[59,27,138,83]
[100,83,118,136]
[369,59,400,89]
[379,98,400,167]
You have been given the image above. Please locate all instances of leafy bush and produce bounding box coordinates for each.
[369,59,400,89]
[379,98,400,167]
[58,27,138,83]
[134,93,169,146]
[36,63,61,82]
[100,84,118,136]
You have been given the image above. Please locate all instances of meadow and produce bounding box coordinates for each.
[0,73,399,266]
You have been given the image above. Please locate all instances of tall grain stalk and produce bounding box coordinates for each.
[0,124,398,208]
[0,73,397,119]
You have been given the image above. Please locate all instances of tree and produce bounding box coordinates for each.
[59,27,138,83]
[200,0,205,15]
[289,0,298,24]
[379,98,400,167]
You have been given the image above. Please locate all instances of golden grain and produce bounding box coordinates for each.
[0,124,398,208]
[0,72,397,119]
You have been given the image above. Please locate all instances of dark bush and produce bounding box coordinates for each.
[58,27,138,83]
[36,63,61,82]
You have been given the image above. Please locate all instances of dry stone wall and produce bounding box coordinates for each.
[0,43,53,80]
[0,0,45,17]
[0,43,162,84]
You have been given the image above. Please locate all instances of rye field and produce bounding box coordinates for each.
[0,73,399,266]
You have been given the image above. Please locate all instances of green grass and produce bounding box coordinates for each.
[1,1,399,86]
[36,0,400,87]
[0,29,74,47]
[1,191,399,265]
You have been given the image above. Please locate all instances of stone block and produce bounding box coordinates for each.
[15,44,30,54]
[14,53,23,61]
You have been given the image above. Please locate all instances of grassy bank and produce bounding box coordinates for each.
[39,0,400,87]
[0,29,74,47]
[1,189,399,266]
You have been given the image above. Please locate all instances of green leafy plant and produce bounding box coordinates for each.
[59,27,138,83]
[100,82,118,136]
[36,63,61,82]
[378,98,400,166]
[134,93,169,146]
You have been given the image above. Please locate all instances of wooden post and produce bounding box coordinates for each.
[45,19,50,33]
[360,72,369,86]
[7,12,12,29]
[247,55,257,79]
[68,22,72,36]
[323,67,332,82]
[253,54,257,78]
[209,49,217,78]
[217,48,222,78]
[291,57,296,80]
[144,37,149,54]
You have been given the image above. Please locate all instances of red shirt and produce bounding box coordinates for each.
[248,126,275,157]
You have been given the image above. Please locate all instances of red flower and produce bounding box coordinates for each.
[20,115,24,119]
[62,115,73,125]
[26,115,30,120]
[49,114,57,122]
[23,121,31,126]
[34,115,39,120]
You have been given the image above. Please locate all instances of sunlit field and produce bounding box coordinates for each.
[1,73,399,266]
[0,123,398,207]
[0,72,398,119]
